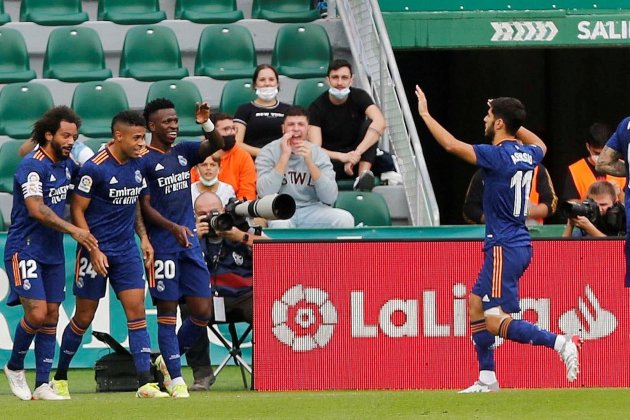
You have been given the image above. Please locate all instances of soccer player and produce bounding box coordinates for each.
[415,86,581,392]
[3,106,98,401]
[140,98,223,398]
[596,118,630,286]
[51,111,168,399]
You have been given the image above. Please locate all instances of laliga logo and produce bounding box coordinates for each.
[559,284,617,340]
[272,285,337,352]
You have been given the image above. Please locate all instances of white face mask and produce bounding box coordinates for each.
[199,176,218,187]
[256,87,278,101]
[329,87,350,100]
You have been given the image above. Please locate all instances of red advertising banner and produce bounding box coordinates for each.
[253,240,630,390]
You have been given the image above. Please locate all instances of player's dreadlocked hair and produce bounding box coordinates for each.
[31,106,81,147]
[143,98,175,128]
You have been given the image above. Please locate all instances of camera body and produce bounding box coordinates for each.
[561,198,626,236]
[203,194,296,240]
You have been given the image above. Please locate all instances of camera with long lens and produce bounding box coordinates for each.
[559,198,599,223]
[203,194,296,240]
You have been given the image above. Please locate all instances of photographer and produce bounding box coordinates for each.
[562,180,626,237]
[182,191,265,391]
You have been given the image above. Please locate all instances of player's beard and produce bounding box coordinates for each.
[484,124,495,143]
[51,140,69,160]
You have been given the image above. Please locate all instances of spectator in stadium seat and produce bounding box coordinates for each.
[4,106,97,401]
[183,191,259,391]
[307,58,387,191]
[256,105,354,228]
[463,164,557,225]
[234,64,291,159]
[597,116,630,287]
[562,180,625,238]
[190,154,235,206]
[562,122,625,202]
[194,113,257,201]
[415,86,581,393]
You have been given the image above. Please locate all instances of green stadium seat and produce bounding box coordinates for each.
[337,177,381,191]
[334,191,391,226]
[272,24,332,78]
[44,27,112,83]
[252,0,319,23]
[175,0,243,23]
[146,80,203,137]
[98,0,166,24]
[0,83,54,139]
[293,77,328,107]
[219,79,256,115]
[20,0,88,26]
[81,138,108,153]
[119,26,189,81]
[0,1,11,25]
[72,81,129,138]
[0,28,36,83]
[195,25,257,80]
[0,140,24,194]
[0,205,5,231]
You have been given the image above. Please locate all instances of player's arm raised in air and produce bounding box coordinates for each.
[70,194,107,276]
[139,194,193,248]
[196,101,224,159]
[415,85,476,165]
[596,146,626,177]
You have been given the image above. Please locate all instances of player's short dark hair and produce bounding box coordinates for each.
[283,105,309,122]
[488,97,526,136]
[111,110,146,136]
[327,59,352,76]
[143,98,175,127]
[210,112,233,125]
[31,106,81,147]
[252,64,279,86]
[587,122,612,148]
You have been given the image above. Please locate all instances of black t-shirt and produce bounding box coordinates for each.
[308,87,374,153]
[234,101,291,149]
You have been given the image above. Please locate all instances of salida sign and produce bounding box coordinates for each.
[253,240,630,390]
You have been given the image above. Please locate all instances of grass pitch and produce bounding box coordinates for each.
[1,368,628,419]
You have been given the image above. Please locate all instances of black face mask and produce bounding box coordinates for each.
[222,135,236,151]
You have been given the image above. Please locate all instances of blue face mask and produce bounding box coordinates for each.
[329,87,350,100]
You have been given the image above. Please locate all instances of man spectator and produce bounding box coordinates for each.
[256,106,354,228]
[464,164,557,225]
[307,59,387,191]
[3,106,97,401]
[184,191,259,390]
[52,111,167,399]
[563,122,625,202]
[562,180,625,238]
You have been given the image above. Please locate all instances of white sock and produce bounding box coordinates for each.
[479,370,497,384]
[553,335,566,352]
[170,376,185,386]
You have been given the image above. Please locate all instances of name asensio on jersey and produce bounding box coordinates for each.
[511,152,533,165]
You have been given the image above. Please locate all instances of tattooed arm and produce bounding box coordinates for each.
[135,201,154,269]
[596,146,626,177]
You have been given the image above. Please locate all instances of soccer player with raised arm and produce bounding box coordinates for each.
[3,106,98,401]
[51,111,169,399]
[415,86,581,392]
[139,98,223,398]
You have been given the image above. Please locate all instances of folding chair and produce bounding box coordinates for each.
[207,320,252,389]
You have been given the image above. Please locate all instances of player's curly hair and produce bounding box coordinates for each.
[111,110,146,136]
[31,106,81,147]
[143,98,175,128]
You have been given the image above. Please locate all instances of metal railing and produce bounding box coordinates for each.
[336,0,440,226]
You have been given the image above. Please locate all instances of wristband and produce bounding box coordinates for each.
[201,120,215,132]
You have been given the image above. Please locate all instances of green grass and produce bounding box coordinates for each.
[1,368,629,419]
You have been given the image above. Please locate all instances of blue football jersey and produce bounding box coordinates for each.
[74,148,146,255]
[473,140,544,250]
[605,117,630,209]
[139,141,203,251]
[5,149,78,263]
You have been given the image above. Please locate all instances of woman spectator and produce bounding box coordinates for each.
[234,64,291,159]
